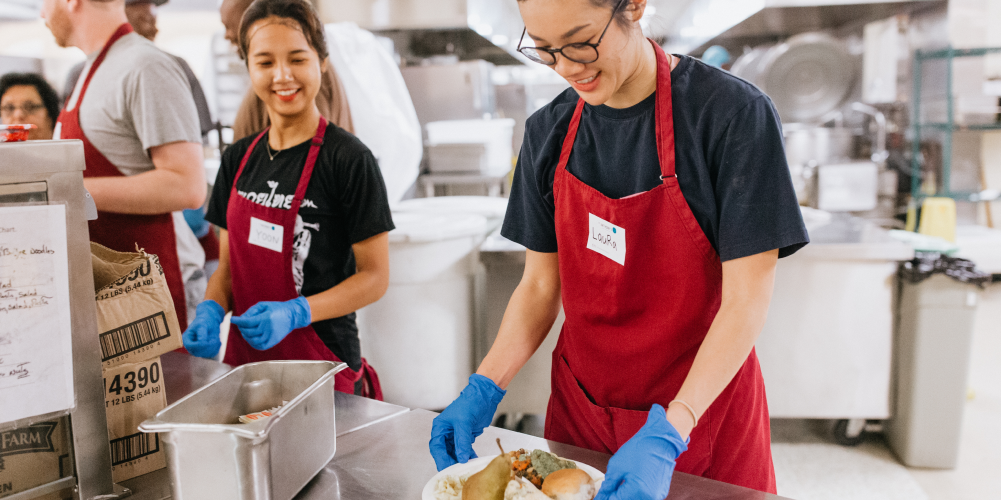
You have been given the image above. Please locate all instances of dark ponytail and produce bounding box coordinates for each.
[516,0,633,29]
[238,0,329,62]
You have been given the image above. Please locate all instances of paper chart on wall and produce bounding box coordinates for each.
[0,205,75,424]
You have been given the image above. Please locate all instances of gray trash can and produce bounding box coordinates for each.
[887,254,990,468]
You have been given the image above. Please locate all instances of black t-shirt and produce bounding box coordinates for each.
[502,55,808,262]
[206,124,394,370]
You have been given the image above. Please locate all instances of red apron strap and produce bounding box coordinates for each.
[557,44,674,181]
[357,358,383,400]
[293,117,328,202]
[233,128,270,186]
[75,23,133,110]
[231,117,325,202]
[557,99,586,174]
[652,41,677,182]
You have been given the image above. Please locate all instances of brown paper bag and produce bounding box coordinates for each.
[0,417,73,498]
[102,357,167,482]
[91,243,183,369]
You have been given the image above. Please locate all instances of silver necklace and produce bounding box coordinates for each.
[266,141,281,161]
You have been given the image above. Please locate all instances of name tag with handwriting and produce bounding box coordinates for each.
[248,217,284,252]
[586,213,625,265]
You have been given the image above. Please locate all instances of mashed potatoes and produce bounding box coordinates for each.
[434,476,553,500]
[504,477,551,500]
[433,474,468,500]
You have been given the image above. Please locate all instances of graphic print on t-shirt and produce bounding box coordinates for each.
[239,180,296,210]
[293,215,321,294]
[238,180,319,294]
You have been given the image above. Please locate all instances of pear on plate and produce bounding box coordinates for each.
[462,439,511,500]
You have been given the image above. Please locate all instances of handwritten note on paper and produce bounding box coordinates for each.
[0,205,75,424]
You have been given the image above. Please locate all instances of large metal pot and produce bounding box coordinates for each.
[731,33,857,124]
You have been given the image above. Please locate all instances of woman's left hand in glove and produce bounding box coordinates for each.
[230,296,312,350]
[594,403,688,500]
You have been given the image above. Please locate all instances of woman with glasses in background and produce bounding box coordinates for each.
[0,73,61,140]
[429,0,808,497]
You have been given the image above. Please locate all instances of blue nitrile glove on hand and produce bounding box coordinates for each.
[182,300,225,359]
[429,374,507,471]
[230,296,311,351]
[595,404,688,500]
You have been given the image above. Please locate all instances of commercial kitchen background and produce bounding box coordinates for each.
[1,0,1000,499]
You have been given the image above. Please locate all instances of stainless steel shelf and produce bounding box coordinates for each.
[910,45,1001,200]
[919,122,1001,132]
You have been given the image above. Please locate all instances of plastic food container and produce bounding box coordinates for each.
[427,143,488,174]
[425,119,515,176]
[138,361,346,500]
[0,124,35,142]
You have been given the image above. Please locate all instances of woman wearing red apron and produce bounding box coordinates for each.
[430,0,808,497]
[181,0,392,398]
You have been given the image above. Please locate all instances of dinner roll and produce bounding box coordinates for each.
[540,468,595,500]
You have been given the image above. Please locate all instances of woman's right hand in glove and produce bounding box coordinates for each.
[428,374,506,471]
[182,300,226,359]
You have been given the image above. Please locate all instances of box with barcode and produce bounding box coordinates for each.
[0,417,74,499]
[102,357,167,482]
[91,243,182,369]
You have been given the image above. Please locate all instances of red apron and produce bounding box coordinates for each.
[57,23,188,328]
[543,41,776,493]
[222,118,382,400]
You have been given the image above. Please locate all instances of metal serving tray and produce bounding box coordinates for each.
[139,361,346,500]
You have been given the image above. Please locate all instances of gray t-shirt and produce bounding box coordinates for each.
[64,53,215,139]
[59,32,201,176]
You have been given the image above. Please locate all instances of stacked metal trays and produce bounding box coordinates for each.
[139,361,346,500]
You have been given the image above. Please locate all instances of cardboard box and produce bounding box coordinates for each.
[0,417,73,498]
[102,357,167,482]
[91,243,183,369]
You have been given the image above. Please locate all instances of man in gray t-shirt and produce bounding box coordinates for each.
[62,32,201,176]
[62,0,215,139]
[43,0,206,327]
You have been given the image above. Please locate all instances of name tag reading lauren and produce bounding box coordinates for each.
[248,217,284,252]
[586,213,626,265]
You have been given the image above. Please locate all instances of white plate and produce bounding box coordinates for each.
[422,455,605,500]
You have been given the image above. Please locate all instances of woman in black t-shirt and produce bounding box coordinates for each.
[182,0,392,397]
[429,0,808,496]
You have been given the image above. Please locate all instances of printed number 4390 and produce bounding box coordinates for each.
[105,362,161,397]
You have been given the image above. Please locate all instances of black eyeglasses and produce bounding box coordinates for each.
[0,102,45,117]
[516,0,627,66]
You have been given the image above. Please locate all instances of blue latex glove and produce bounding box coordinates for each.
[182,207,211,239]
[230,296,311,351]
[595,404,688,500]
[429,374,506,471]
[182,300,225,359]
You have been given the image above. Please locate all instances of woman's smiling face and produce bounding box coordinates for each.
[517,0,643,106]
[246,17,324,120]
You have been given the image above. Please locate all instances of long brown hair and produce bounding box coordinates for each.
[238,0,329,62]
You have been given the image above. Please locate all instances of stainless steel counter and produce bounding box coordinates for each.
[295,409,786,500]
[121,353,410,500]
[125,354,788,500]
[159,352,409,436]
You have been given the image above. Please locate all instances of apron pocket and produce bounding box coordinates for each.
[553,355,712,470]
[607,406,650,449]
[547,354,618,453]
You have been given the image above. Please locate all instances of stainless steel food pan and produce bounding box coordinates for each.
[139,360,346,500]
